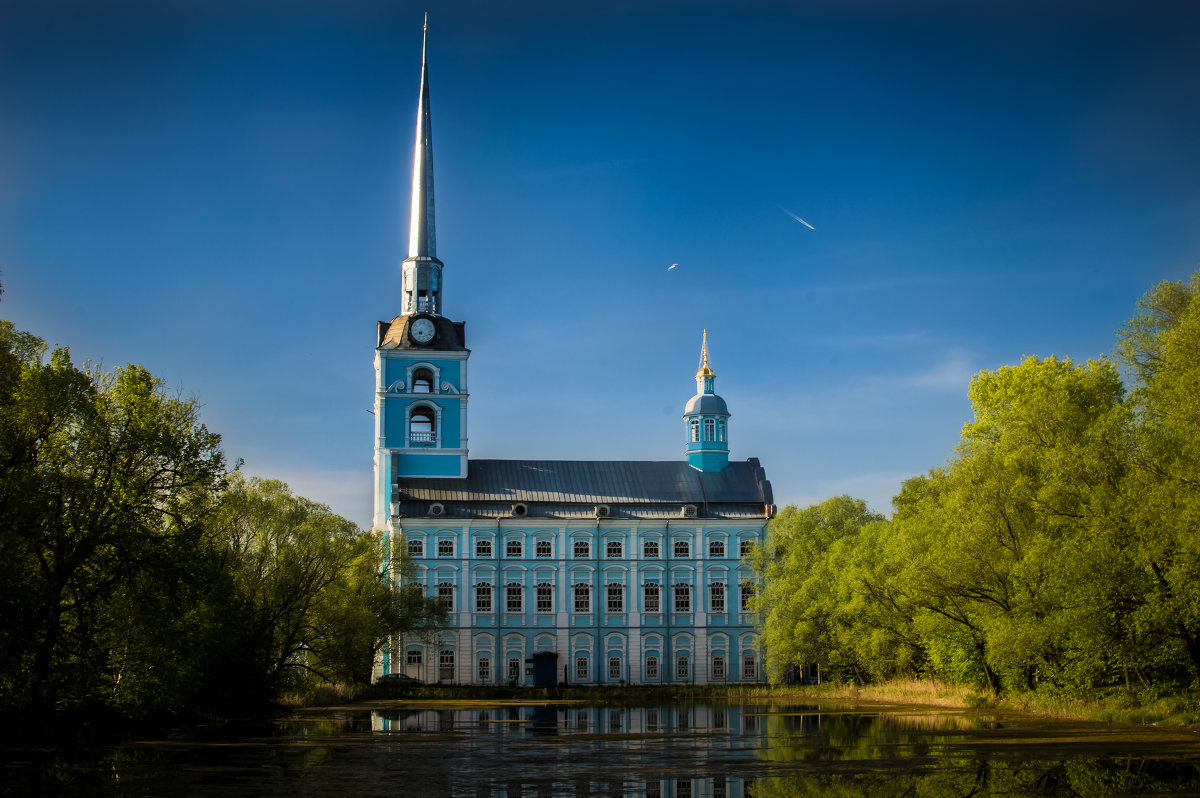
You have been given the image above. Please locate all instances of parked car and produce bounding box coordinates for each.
[374,672,423,687]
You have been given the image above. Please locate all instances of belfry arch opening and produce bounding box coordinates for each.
[409,405,436,446]
[412,368,434,393]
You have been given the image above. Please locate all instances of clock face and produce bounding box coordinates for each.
[410,317,436,344]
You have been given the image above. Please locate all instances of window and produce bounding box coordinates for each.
[677,656,689,680]
[477,658,490,682]
[606,540,622,558]
[437,582,454,612]
[740,540,754,557]
[536,540,552,557]
[673,540,690,558]
[710,582,725,613]
[506,540,522,558]
[507,657,520,683]
[743,655,758,679]
[709,540,725,558]
[608,656,621,680]
[412,368,433,393]
[439,649,454,682]
[576,657,588,680]
[606,583,624,613]
[712,655,726,681]
[645,656,658,679]
[573,583,590,613]
[718,419,726,442]
[407,539,423,557]
[674,584,691,613]
[573,540,590,558]
[536,583,553,613]
[506,582,523,613]
[406,649,422,665]
[644,582,660,613]
[643,541,660,558]
[437,539,454,557]
[475,582,492,613]
[741,582,756,612]
[704,418,716,441]
[409,406,436,446]
[475,539,492,557]
[689,418,700,442]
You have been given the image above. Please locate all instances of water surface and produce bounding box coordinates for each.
[6,700,1200,796]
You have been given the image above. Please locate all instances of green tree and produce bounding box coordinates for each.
[0,322,227,716]
[750,496,885,683]
[1117,272,1200,682]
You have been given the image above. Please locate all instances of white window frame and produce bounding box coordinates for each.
[476,539,492,558]
[606,583,624,613]
[535,540,552,558]
[475,582,492,613]
[708,540,725,558]
[674,584,691,613]
[536,583,553,613]
[710,581,725,613]
[505,582,523,613]
[573,540,590,558]
[606,540,622,558]
[673,540,689,558]
[437,539,454,557]
[643,540,660,558]
[573,583,590,613]
[643,582,660,613]
[506,540,522,558]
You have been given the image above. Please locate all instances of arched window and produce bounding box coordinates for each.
[718,419,727,442]
[505,582,523,613]
[412,368,434,393]
[437,582,454,612]
[710,582,726,613]
[740,581,756,612]
[674,584,691,612]
[689,418,700,442]
[606,583,624,613]
[742,654,758,680]
[536,583,553,613]
[643,582,660,613]
[712,655,727,681]
[407,538,423,557]
[703,418,716,442]
[475,582,492,613]
[410,406,436,446]
[573,583,590,613]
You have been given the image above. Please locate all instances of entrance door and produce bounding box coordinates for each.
[532,652,558,688]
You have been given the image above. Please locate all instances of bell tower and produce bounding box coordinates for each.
[372,18,470,531]
[682,330,730,471]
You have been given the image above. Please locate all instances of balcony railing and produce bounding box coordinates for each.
[409,432,436,447]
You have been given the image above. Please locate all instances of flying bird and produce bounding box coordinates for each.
[667,263,678,271]
[781,207,815,230]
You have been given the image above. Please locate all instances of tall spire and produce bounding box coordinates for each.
[695,329,715,394]
[407,13,435,260]
[401,14,444,317]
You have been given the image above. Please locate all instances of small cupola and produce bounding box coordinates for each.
[682,330,730,471]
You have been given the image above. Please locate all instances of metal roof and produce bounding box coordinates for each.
[392,458,773,519]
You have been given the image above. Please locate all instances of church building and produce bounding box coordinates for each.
[372,27,775,686]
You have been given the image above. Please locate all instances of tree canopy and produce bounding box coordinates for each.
[0,321,442,726]
[752,269,1200,694]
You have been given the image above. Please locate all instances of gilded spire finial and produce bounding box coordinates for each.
[696,329,715,378]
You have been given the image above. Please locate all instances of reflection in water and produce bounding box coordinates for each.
[5,703,1200,796]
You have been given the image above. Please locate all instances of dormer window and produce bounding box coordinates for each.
[412,368,434,393]
[410,406,436,447]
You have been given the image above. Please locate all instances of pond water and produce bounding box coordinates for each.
[6,700,1200,797]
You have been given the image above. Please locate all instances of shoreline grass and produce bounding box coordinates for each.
[290,678,1199,726]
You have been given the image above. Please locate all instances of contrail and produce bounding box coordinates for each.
[668,263,678,271]
[781,207,815,230]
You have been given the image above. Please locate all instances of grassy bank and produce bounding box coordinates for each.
[287,678,1199,726]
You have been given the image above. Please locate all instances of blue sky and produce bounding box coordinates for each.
[2,0,1198,525]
